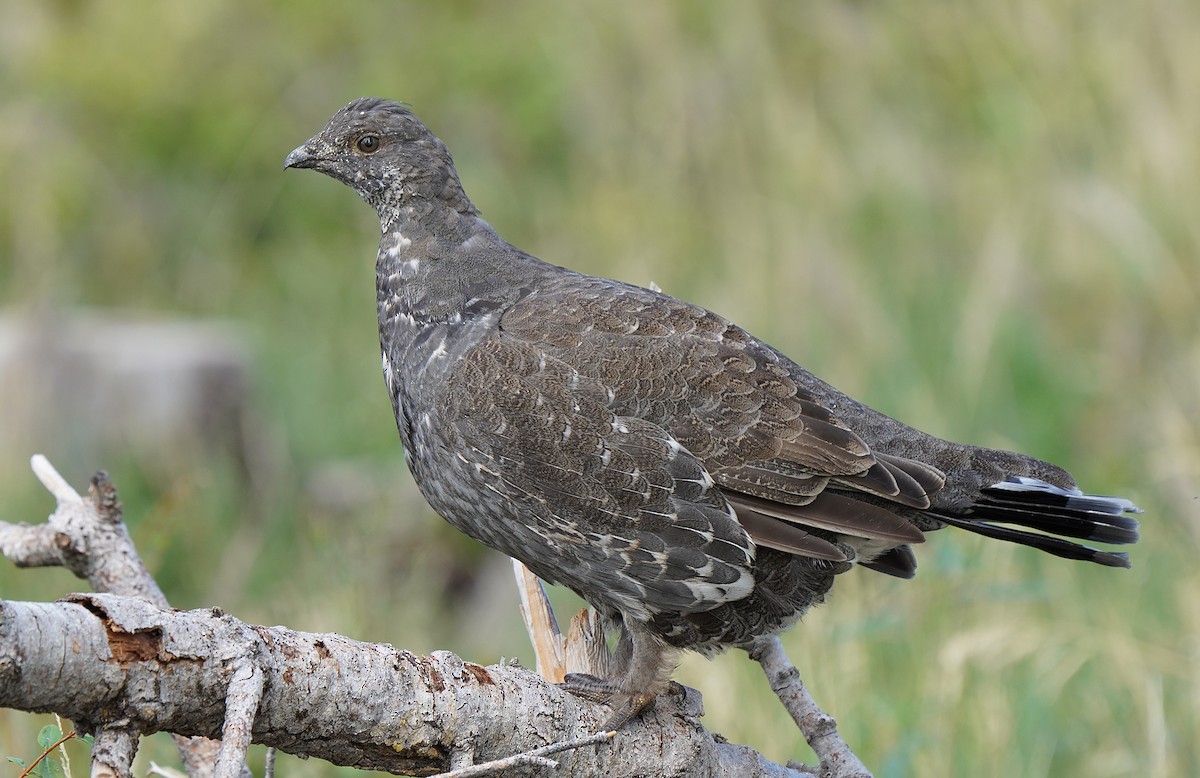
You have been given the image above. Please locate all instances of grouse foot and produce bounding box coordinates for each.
[562,673,688,731]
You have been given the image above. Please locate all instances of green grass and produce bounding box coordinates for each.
[1,2,1197,776]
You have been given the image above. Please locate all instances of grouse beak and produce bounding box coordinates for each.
[283,144,318,171]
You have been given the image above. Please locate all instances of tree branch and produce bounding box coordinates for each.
[0,593,805,777]
[1,456,168,606]
[750,636,872,778]
[2,456,867,777]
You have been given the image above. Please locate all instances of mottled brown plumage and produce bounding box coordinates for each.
[285,98,1140,729]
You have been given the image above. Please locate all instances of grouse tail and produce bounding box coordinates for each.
[931,476,1141,568]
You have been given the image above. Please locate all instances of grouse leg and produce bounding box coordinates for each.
[562,622,678,731]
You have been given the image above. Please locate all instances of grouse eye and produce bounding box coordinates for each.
[356,134,380,154]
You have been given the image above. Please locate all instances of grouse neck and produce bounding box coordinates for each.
[375,204,530,327]
[379,193,486,244]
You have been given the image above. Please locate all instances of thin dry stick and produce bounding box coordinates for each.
[430,731,615,778]
[17,729,76,778]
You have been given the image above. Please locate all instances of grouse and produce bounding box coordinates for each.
[285,98,1140,730]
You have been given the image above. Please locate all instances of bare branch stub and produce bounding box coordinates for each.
[512,559,566,682]
[90,728,138,778]
[89,471,124,525]
[213,660,265,778]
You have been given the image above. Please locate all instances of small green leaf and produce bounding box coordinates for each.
[39,755,67,778]
[83,734,95,746]
[37,725,63,749]
[7,756,27,767]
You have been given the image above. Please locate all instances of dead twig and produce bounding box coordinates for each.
[430,731,616,778]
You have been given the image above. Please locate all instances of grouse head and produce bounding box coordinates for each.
[284,97,475,223]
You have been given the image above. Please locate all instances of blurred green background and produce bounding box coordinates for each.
[1,1,1196,776]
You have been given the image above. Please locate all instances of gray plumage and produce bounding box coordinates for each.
[285,98,1140,728]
